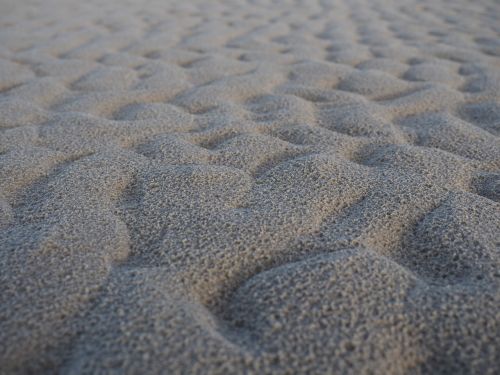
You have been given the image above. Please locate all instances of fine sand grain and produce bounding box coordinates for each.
[0,0,499,374]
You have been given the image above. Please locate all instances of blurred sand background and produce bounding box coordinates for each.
[0,0,499,373]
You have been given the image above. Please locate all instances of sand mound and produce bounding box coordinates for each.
[1,0,499,374]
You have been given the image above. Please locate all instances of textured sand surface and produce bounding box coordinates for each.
[1,0,500,373]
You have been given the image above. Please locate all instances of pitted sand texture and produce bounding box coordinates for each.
[1,0,499,374]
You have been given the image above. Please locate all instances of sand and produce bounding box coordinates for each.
[0,0,499,373]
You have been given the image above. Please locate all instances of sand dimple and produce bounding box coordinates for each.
[1,0,499,374]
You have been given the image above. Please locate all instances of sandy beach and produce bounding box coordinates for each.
[1,0,499,373]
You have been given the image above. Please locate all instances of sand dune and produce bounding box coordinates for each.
[0,0,499,373]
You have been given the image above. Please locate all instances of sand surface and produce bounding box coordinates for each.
[1,0,499,373]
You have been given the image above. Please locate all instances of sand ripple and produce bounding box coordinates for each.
[1,0,499,373]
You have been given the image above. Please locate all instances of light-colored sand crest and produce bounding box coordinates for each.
[0,0,499,374]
